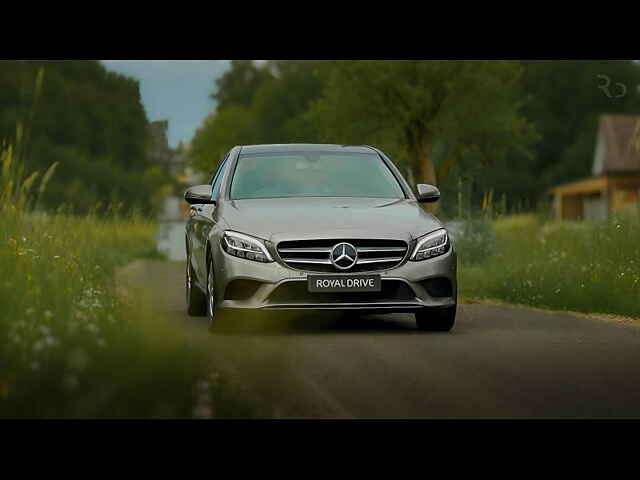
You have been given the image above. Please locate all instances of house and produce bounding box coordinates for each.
[551,114,640,221]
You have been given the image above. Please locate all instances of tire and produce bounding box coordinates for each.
[206,255,218,328]
[415,305,456,332]
[186,255,206,316]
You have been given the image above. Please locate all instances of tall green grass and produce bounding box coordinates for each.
[0,142,249,417]
[458,214,640,318]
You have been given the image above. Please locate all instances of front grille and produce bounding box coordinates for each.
[276,239,408,272]
[267,280,416,304]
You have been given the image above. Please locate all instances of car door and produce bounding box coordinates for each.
[191,153,230,284]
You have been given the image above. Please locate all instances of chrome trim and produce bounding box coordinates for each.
[330,242,358,270]
[262,302,425,310]
[285,258,332,264]
[278,247,332,253]
[357,247,406,253]
[276,239,409,272]
[280,246,405,254]
[357,257,404,264]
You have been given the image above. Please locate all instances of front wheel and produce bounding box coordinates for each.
[415,305,456,332]
[186,256,206,316]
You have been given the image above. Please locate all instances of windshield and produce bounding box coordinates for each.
[230,152,406,200]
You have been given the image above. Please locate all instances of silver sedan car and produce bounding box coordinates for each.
[184,144,457,331]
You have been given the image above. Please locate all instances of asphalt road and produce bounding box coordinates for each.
[120,260,640,418]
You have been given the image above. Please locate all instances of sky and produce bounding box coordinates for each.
[101,60,231,147]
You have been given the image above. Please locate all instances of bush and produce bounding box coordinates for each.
[449,217,497,266]
[459,214,640,318]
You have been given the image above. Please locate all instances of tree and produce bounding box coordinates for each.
[212,60,273,110]
[520,60,640,190]
[0,60,162,214]
[190,104,262,173]
[191,60,332,172]
[305,61,535,188]
[470,60,640,210]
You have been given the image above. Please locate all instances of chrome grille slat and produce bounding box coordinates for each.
[278,248,332,253]
[285,258,332,264]
[357,247,406,253]
[357,257,404,264]
[277,239,408,272]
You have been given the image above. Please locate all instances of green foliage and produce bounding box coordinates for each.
[1,142,59,212]
[212,60,274,110]
[484,60,640,208]
[451,218,497,266]
[191,105,262,174]
[0,60,165,215]
[459,215,640,318]
[191,60,332,173]
[307,61,535,180]
[192,60,640,215]
[191,60,535,207]
[0,142,251,417]
[0,211,209,417]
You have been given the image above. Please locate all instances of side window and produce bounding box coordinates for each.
[211,156,229,200]
[209,152,229,185]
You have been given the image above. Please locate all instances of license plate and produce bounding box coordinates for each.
[308,274,381,293]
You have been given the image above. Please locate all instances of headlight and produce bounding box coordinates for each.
[410,228,449,261]
[221,231,273,263]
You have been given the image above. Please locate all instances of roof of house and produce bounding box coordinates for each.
[597,114,640,173]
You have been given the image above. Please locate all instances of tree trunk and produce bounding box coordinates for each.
[412,135,439,213]
[406,166,415,187]
[417,137,437,186]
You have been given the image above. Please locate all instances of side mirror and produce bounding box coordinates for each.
[184,185,215,205]
[416,183,440,203]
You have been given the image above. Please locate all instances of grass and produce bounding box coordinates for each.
[458,213,640,319]
[0,142,252,417]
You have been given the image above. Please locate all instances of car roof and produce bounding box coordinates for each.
[238,144,376,154]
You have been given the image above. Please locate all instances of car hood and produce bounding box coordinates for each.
[220,197,442,243]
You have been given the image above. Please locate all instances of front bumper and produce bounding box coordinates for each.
[212,242,457,312]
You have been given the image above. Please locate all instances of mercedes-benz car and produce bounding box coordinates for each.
[184,144,457,331]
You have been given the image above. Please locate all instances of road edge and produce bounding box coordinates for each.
[461,296,640,327]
